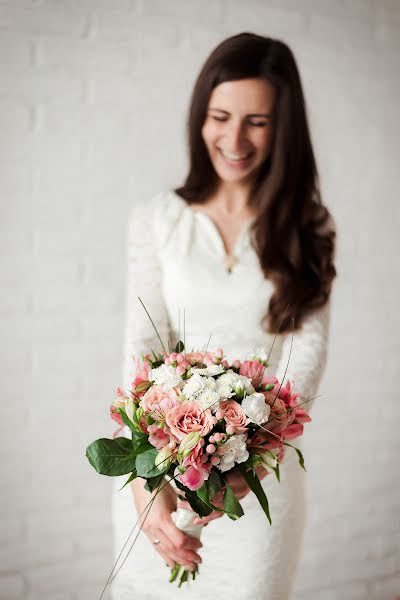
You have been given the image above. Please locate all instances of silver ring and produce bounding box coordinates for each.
[153,538,161,545]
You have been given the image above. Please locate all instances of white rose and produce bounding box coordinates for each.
[150,364,182,390]
[182,373,205,398]
[241,392,271,425]
[217,433,249,473]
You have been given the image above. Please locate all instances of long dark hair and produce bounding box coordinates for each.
[174,32,336,333]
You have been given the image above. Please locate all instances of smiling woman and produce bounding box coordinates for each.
[112,31,336,600]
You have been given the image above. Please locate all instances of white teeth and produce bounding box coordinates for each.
[220,149,251,161]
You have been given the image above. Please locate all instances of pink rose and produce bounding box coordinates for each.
[140,386,179,418]
[218,400,249,434]
[179,464,208,491]
[165,400,215,441]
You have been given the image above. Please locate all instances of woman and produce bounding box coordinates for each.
[111,32,336,600]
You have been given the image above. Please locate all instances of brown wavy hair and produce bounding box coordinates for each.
[174,32,336,333]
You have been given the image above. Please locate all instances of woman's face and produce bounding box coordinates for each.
[201,78,276,186]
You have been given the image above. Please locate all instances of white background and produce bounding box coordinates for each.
[0,1,399,599]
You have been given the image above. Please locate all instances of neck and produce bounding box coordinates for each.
[209,181,252,216]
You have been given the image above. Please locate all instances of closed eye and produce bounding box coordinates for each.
[212,116,267,127]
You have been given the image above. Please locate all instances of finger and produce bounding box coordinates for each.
[158,548,175,569]
[159,523,203,565]
[147,528,199,571]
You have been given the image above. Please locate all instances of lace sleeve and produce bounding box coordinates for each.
[274,300,332,414]
[121,198,170,391]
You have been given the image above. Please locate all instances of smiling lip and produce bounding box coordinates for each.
[217,148,254,168]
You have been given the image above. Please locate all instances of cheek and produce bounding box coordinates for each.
[201,120,219,147]
[254,129,273,156]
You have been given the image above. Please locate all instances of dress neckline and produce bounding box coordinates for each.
[167,190,255,260]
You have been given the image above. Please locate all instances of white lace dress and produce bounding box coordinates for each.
[110,189,331,600]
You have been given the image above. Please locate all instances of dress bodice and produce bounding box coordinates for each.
[122,189,331,412]
[153,190,283,366]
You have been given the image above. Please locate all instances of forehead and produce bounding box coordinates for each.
[208,78,276,112]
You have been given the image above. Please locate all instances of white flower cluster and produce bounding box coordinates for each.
[182,374,220,412]
[149,364,182,391]
[181,369,254,413]
[216,369,254,399]
[217,433,249,473]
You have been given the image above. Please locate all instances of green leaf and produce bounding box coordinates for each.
[294,447,306,471]
[196,484,223,513]
[118,470,137,490]
[144,473,165,492]
[174,480,212,517]
[131,430,148,445]
[136,448,168,478]
[196,483,209,505]
[119,408,136,432]
[264,383,275,391]
[86,437,136,476]
[273,463,280,482]
[223,481,244,521]
[174,340,185,353]
[237,463,272,524]
[284,442,306,471]
[207,469,223,501]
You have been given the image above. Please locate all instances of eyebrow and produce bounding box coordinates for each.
[208,107,272,118]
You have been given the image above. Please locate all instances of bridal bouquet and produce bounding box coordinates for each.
[86,339,311,587]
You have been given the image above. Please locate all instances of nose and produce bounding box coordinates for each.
[223,119,247,153]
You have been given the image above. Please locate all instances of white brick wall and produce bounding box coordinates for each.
[0,1,399,599]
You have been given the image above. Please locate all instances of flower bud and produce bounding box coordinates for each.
[155,445,173,471]
[177,432,201,459]
[176,364,186,376]
[124,398,134,422]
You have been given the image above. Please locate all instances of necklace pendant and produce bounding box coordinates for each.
[223,254,238,273]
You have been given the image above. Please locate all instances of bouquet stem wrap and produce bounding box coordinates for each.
[170,507,204,585]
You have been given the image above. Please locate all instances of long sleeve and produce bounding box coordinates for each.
[121,197,170,391]
[274,299,332,414]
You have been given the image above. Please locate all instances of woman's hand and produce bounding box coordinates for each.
[131,478,202,571]
[191,465,269,526]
